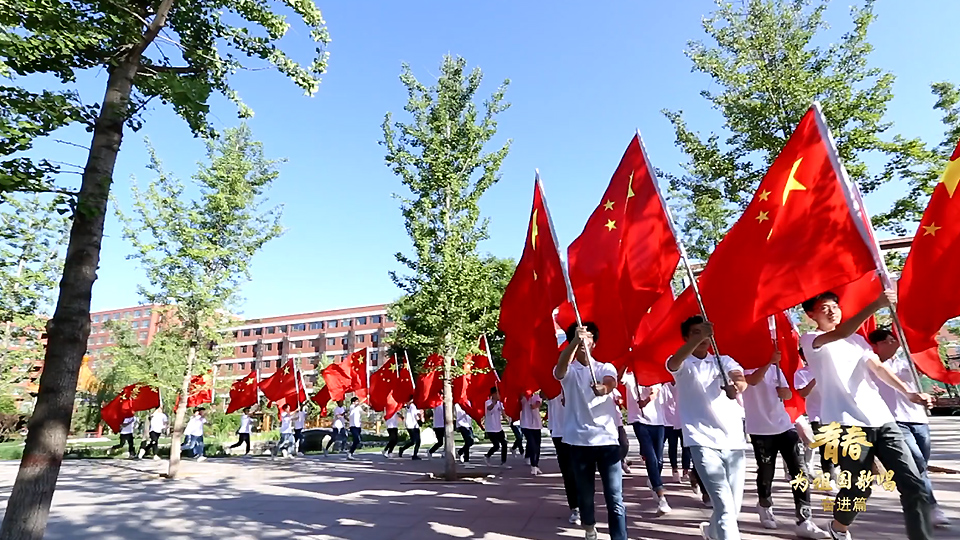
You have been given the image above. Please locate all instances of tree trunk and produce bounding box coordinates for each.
[0,54,141,540]
[442,352,457,481]
[166,344,196,479]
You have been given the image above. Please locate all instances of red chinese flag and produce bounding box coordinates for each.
[561,134,680,366]
[126,383,161,412]
[413,354,444,410]
[321,358,353,402]
[101,383,160,432]
[395,354,416,408]
[175,373,214,410]
[464,337,501,423]
[259,359,305,403]
[774,312,806,423]
[346,349,369,401]
[632,287,699,385]
[498,176,568,395]
[311,385,332,416]
[623,288,677,384]
[100,393,134,433]
[696,105,876,350]
[226,371,259,414]
[898,139,960,385]
[369,355,408,419]
[497,364,524,422]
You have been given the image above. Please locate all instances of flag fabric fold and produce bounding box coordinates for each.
[225,371,259,414]
[311,385,332,416]
[413,353,444,410]
[100,383,161,433]
[369,354,416,420]
[259,359,305,404]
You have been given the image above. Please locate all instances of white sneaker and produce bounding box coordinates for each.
[828,522,851,540]
[933,505,951,527]
[796,519,830,539]
[531,466,539,476]
[672,470,681,483]
[484,456,493,466]
[381,449,388,457]
[196,456,206,463]
[621,462,632,474]
[152,455,160,461]
[584,525,598,540]
[569,509,581,525]
[757,504,777,529]
[281,449,289,458]
[656,495,672,516]
[346,453,356,461]
[699,522,716,540]
[137,448,146,459]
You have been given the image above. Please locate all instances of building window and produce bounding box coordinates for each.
[140,332,148,340]
[310,357,319,367]
[134,310,141,317]
[130,322,137,329]
[293,340,302,348]
[228,364,234,372]
[112,313,120,320]
[90,326,97,334]
[242,329,251,337]
[239,362,246,370]
[340,337,348,346]
[241,345,248,353]
[357,316,367,325]
[87,338,93,345]
[292,323,306,331]
[328,320,338,329]
[266,343,273,351]
[143,320,150,328]
[123,311,131,318]
[371,351,380,361]
[309,339,319,347]
[144,308,151,316]
[254,327,262,335]
[92,315,100,323]
[371,333,379,344]
[275,359,282,368]
[356,334,365,343]
[342,319,351,327]
[385,315,393,322]
[372,315,382,324]
[326,338,335,346]
[107,335,114,344]
[267,326,275,334]
[278,325,287,332]
[309,321,322,330]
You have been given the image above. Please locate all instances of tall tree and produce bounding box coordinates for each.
[117,125,282,478]
[1,4,327,537]
[662,0,930,257]
[381,55,510,480]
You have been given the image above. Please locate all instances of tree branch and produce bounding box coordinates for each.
[138,65,196,75]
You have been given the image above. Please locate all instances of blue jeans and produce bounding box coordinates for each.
[899,422,937,505]
[181,435,204,458]
[276,432,295,455]
[632,422,665,491]
[570,444,627,540]
[690,446,745,540]
[665,426,691,471]
[521,428,541,467]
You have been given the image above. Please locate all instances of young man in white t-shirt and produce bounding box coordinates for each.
[347,397,364,460]
[274,404,296,459]
[383,409,401,458]
[548,391,580,525]
[454,404,475,463]
[743,350,827,538]
[138,408,167,460]
[520,390,544,475]
[111,415,137,458]
[325,400,347,455]
[867,329,950,528]
[667,316,748,540]
[182,408,208,462]
[397,400,423,460]
[800,290,933,540]
[293,407,307,455]
[484,387,509,467]
[228,407,253,455]
[555,322,626,540]
[427,404,446,458]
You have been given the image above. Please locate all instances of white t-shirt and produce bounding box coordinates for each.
[120,416,136,435]
[660,383,680,428]
[668,353,748,450]
[556,359,620,447]
[349,405,363,428]
[629,381,665,426]
[794,367,821,422]
[385,413,399,429]
[742,365,794,436]
[332,406,346,430]
[611,389,624,427]
[874,353,928,425]
[404,404,420,429]
[800,331,895,428]
[433,405,445,429]
[149,411,168,433]
[546,395,565,437]
[294,411,306,430]
[279,412,294,434]
[238,414,252,434]
[184,415,206,437]
[455,405,472,429]
[623,372,642,424]
[519,395,543,429]
[485,399,504,433]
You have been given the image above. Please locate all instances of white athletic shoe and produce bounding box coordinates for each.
[281,449,289,459]
[796,519,830,539]
[584,525,598,540]
[699,522,716,540]
[933,505,951,527]
[671,470,681,483]
[196,456,206,463]
[827,522,851,540]
[484,456,493,466]
[381,448,388,457]
[568,509,581,525]
[757,504,777,529]
[531,466,541,476]
[152,455,160,461]
[656,495,672,516]
[137,448,146,459]
[346,453,356,461]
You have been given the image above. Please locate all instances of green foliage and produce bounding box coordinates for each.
[381,55,511,371]
[662,0,943,257]
[0,0,329,195]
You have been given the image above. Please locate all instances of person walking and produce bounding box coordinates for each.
[548,390,580,526]
[484,387,509,467]
[397,400,423,460]
[228,407,254,456]
[455,404,475,463]
[324,400,347,455]
[111,415,137,458]
[347,396,365,460]
[274,404,296,459]
[428,403,446,458]
[625,370,672,516]
[520,390,544,475]
[138,407,167,460]
[294,406,307,456]
[181,408,208,462]
[383,410,401,458]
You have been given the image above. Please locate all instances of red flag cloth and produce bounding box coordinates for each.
[498,176,568,395]
[632,287,699,385]
[694,106,876,354]
[560,134,680,366]
[321,359,353,402]
[462,337,502,423]
[346,349,369,400]
[413,354,444,410]
[101,383,160,432]
[773,312,806,423]
[175,373,213,410]
[259,359,305,403]
[498,365,524,422]
[369,355,414,420]
[311,385,331,416]
[225,371,259,414]
[898,138,960,385]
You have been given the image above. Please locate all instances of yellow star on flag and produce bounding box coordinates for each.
[756,210,770,223]
[940,157,960,197]
[783,158,806,205]
[605,219,616,231]
[758,190,771,201]
[603,200,614,211]
[530,209,539,250]
[922,223,941,236]
[627,171,635,199]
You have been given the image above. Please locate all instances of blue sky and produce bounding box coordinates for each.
[30,1,958,319]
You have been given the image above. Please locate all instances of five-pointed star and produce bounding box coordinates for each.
[940,156,960,197]
[783,158,806,205]
[758,190,771,201]
[530,209,539,250]
[922,223,941,236]
[756,210,770,223]
[245,377,256,386]
[627,171,635,198]
[605,219,617,231]
[603,200,615,211]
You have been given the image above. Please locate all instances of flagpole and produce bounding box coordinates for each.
[404,350,416,391]
[767,315,785,402]
[482,335,500,381]
[811,103,925,393]
[636,129,732,389]
[255,338,264,402]
[537,171,599,386]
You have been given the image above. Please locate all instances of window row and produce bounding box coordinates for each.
[236,315,389,337]
[92,309,151,323]
[237,333,380,354]
[90,319,150,334]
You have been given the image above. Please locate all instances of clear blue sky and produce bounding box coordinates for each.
[35,1,957,319]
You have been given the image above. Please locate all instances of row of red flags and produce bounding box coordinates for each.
[498,103,960,420]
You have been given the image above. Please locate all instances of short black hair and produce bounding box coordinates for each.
[868,328,895,345]
[350,397,359,403]
[490,386,499,395]
[195,407,205,413]
[680,315,705,339]
[282,403,291,411]
[242,407,250,413]
[797,347,805,361]
[801,291,840,313]
[565,322,599,344]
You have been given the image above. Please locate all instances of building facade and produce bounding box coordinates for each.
[86,304,163,364]
[213,304,396,391]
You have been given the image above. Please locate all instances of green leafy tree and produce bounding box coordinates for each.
[381,55,510,480]
[1,3,327,535]
[116,124,283,478]
[662,0,934,257]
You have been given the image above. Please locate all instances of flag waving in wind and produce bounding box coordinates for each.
[226,371,258,414]
[259,359,305,403]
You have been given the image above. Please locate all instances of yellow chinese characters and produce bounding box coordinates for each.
[810,422,873,464]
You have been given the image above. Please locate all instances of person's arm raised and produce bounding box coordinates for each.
[667,321,714,372]
[812,290,894,349]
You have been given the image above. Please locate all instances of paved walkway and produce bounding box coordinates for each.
[0,417,957,539]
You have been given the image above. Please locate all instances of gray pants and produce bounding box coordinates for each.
[690,446,745,540]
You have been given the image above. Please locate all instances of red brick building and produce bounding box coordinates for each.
[213,304,396,392]
[86,304,163,363]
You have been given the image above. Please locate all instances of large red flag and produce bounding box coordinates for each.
[100,383,160,432]
[560,134,680,366]
[311,385,332,416]
[225,371,259,414]
[321,359,353,402]
[454,336,501,423]
[413,353,444,410]
[498,175,568,395]
[259,359,305,403]
[898,138,960,385]
[346,348,369,400]
[369,355,413,420]
[175,372,213,410]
